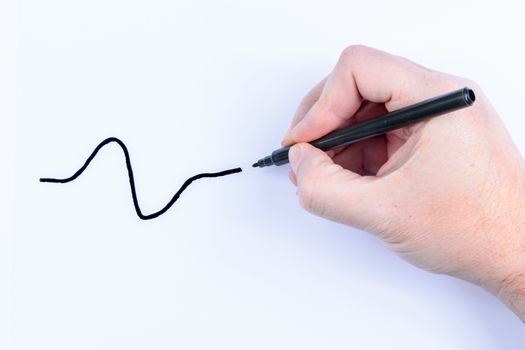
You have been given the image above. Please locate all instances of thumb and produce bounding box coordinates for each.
[288,143,389,229]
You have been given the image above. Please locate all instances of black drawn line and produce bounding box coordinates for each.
[40,137,243,220]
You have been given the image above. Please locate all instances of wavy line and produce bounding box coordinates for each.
[40,137,243,220]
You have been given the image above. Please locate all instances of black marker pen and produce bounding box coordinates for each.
[252,87,475,168]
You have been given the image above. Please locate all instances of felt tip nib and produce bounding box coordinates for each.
[252,162,259,168]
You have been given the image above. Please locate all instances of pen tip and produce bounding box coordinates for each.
[252,162,259,168]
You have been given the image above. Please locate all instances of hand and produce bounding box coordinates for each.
[283,45,525,321]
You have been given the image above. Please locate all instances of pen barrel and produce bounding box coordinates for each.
[271,146,292,166]
[268,87,474,167]
[310,87,475,151]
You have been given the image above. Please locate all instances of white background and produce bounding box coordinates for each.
[2,0,525,348]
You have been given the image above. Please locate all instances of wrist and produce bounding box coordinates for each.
[494,202,525,322]
[497,267,525,322]
[488,173,525,322]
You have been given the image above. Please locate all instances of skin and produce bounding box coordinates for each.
[282,45,525,322]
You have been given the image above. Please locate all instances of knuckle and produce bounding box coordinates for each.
[424,74,484,123]
[427,72,478,93]
[427,72,462,90]
[339,44,371,62]
[462,78,481,93]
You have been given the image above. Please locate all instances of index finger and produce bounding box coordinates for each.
[284,45,448,145]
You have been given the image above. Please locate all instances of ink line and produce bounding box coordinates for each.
[40,137,243,220]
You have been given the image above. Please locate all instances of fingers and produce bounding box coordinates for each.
[282,77,327,146]
[288,170,297,186]
[286,45,446,144]
[288,143,388,226]
[332,136,388,175]
[326,102,390,174]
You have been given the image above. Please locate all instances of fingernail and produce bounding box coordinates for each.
[281,133,291,147]
[282,127,298,146]
[290,112,311,137]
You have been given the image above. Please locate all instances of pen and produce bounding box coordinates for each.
[252,87,475,168]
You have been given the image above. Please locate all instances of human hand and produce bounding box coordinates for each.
[283,45,525,321]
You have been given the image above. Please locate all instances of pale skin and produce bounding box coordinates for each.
[282,45,525,322]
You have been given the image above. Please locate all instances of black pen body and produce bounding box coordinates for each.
[253,87,475,168]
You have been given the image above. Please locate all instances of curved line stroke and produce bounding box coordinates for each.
[40,137,243,220]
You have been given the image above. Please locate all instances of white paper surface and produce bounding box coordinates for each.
[4,0,525,348]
